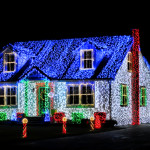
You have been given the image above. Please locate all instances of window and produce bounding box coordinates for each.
[67,83,94,106]
[0,87,4,106]
[4,52,16,72]
[67,85,79,105]
[120,84,129,106]
[80,49,94,69]
[127,52,132,72]
[0,86,17,106]
[140,87,147,106]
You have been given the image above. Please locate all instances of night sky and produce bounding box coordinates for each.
[0,17,149,63]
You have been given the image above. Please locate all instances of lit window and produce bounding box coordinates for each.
[0,87,4,106]
[120,84,129,106]
[127,52,132,72]
[0,86,17,106]
[67,85,79,105]
[80,49,94,69]
[67,83,94,106]
[4,52,16,72]
[140,87,147,107]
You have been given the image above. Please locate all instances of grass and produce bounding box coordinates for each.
[0,121,123,145]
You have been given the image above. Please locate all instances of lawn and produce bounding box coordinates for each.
[0,121,123,145]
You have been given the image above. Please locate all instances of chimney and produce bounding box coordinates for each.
[131,29,140,125]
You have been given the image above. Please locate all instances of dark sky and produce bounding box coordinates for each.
[0,9,149,62]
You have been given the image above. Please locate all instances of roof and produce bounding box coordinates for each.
[0,36,133,82]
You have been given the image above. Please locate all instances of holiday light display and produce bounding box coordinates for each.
[131,29,140,125]
[0,29,150,126]
[22,118,28,138]
[62,117,67,134]
[71,112,84,124]
[53,112,65,123]
[0,112,7,121]
[44,109,50,122]
[11,109,17,121]
[94,112,106,123]
[24,80,29,116]
[90,116,94,131]
[94,114,101,129]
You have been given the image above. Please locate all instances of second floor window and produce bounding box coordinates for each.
[127,52,132,72]
[4,53,16,72]
[80,49,94,69]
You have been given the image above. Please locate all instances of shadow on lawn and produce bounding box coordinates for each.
[0,120,124,145]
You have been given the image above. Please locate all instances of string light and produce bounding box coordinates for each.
[0,112,7,121]
[0,30,149,127]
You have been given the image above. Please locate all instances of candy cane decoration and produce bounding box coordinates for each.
[90,117,94,131]
[62,117,67,134]
[22,118,28,138]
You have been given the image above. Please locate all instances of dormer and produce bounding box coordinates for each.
[79,42,96,70]
[80,49,94,69]
[2,47,17,73]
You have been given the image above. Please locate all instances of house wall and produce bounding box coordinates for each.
[54,80,110,120]
[139,53,150,124]
[111,51,150,126]
[111,53,132,126]
[18,81,37,117]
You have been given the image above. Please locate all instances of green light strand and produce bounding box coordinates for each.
[44,80,50,113]
[24,80,29,117]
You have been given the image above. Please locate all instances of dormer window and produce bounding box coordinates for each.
[80,49,94,69]
[4,52,16,72]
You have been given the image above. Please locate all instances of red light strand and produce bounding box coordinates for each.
[132,29,140,125]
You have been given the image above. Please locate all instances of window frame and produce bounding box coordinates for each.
[80,49,94,70]
[0,86,17,107]
[67,83,94,107]
[127,52,132,72]
[140,87,147,107]
[120,84,129,107]
[3,52,17,73]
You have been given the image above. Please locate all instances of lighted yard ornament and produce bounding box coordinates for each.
[44,109,50,122]
[62,117,67,134]
[90,117,95,131]
[94,115,101,129]
[11,109,17,121]
[22,118,28,138]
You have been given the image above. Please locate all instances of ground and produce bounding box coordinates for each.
[1,123,150,150]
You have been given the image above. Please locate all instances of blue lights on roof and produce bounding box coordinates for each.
[0,36,133,81]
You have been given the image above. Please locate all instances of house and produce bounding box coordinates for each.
[0,29,150,125]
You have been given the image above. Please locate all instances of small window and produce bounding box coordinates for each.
[4,53,16,72]
[67,85,79,105]
[120,84,129,106]
[0,86,17,106]
[140,87,147,107]
[81,84,93,104]
[0,87,4,106]
[127,52,132,72]
[80,49,94,69]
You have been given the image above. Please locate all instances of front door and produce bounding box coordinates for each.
[39,87,50,116]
